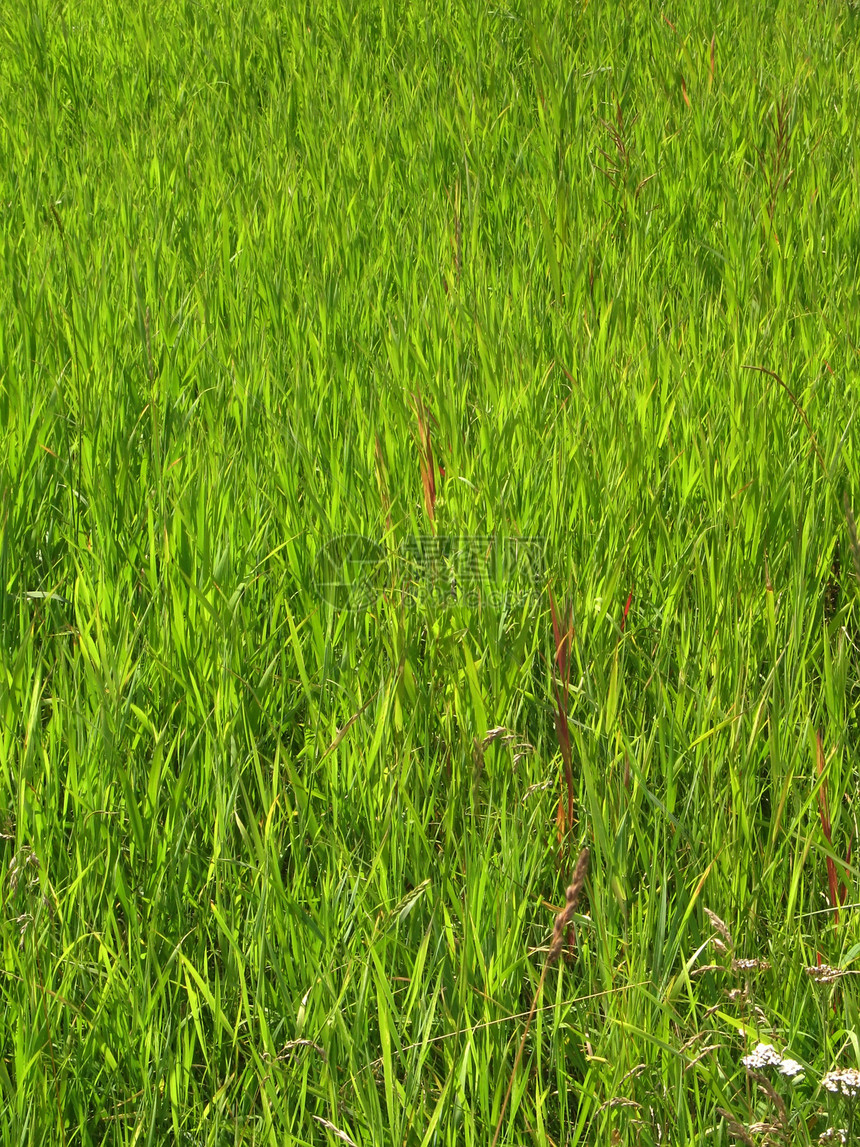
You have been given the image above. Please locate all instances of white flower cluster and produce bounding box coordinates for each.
[741,1043,804,1078]
[732,957,771,972]
[819,1129,848,1144]
[779,1055,807,1073]
[806,964,848,984]
[742,1043,782,1069]
[779,1057,805,1078]
[822,1068,860,1098]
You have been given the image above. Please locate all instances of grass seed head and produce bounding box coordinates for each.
[548,847,589,963]
[704,907,734,950]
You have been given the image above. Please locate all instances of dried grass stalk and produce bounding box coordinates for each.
[491,848,589,1147]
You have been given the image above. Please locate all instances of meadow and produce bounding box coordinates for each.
[1,0,860,1142]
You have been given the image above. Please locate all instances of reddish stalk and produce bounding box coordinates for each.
[412,389,436,524]
[816,732,850,926]
[621,588,633,633]
[549,589,575,842]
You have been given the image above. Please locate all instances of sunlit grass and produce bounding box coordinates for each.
[1,0,860,1142]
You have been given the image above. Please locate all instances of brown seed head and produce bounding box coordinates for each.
[549,848,589,963]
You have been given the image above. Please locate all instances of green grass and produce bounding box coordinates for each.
[2,0,860,1142]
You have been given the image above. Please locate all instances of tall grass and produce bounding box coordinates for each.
[1,0,860,1142]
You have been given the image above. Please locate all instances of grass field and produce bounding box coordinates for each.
[2,0,860,1142]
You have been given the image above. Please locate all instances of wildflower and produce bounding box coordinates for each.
[819,1130,848,1144]
[733,957,771,972]
[778,1057,804,1078]
[806,965,854,984]
[740,1043,804,1078]
[742,1043,783,1069]
[822,1068,860,1098]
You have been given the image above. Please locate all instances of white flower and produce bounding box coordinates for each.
[740,1043,803,1078]
[742,1043,783,1069]
[778,1057,804,1078]
[819,1129,848,1144]
[732,957,771,972]
[822,1068,860,1098]
[806,964,847,984]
